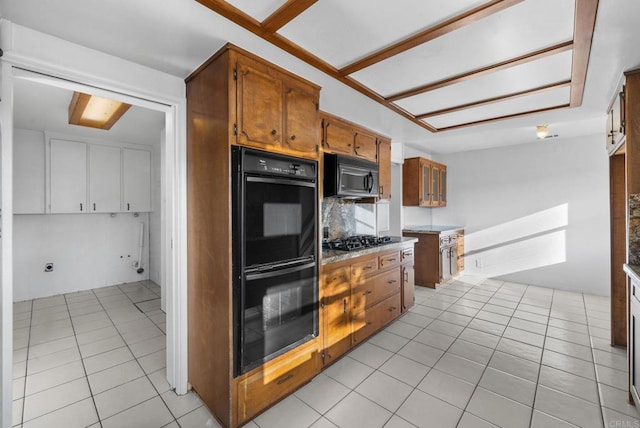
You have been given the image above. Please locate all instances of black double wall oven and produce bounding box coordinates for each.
[232,147,318,376]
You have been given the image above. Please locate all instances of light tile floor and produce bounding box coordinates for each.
[11,275,640,427]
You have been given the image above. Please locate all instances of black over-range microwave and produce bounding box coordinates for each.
[323,153,379,198]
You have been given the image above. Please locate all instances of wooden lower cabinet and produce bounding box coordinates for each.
[321,243,415,362]
[236,339,321,423]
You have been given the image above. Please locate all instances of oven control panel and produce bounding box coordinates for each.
[243,149,316,179]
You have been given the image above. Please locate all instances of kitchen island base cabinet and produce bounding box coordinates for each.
[402,229,464,288]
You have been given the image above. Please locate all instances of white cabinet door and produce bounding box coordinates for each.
[89,145,121,213]
[50,139,87,213]
[14,129,45,213]
[123,148,151,212]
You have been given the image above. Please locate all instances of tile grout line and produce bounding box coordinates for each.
[453,280,527,427]
[63,292,105,428]
[19,300,34,427]
[584,291,608,425]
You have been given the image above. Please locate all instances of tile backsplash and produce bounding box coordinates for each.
[321,198,376,239]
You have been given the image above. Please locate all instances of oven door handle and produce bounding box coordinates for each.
[245,261,316,280]
[246,176,316,188]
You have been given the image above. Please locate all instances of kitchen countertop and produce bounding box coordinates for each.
[402,225,464,234]
[321,237,418,265]
[624,264,640,283]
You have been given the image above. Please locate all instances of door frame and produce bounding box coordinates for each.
[0,24,188,427]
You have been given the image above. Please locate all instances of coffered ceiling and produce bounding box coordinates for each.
[196,0,597,133]
[2,0,637,153]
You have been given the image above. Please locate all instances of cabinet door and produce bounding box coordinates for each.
[323,117,355,155]
[123,148,151,212]
[237,62,283,150]
[353,131,377,162]
[50,139,87,213]
[421,162,431,206]
[440,167,447,206]
[402,265,415,312]
[431,165,440,205]
[377,139,391,199]
[284,85,318,156]
[89,145,121,213]
[14,129,45,214]
[322,267,352,365]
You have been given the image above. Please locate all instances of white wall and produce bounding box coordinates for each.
[149,131,162,287]
[12,129,160,301]
[431,134,610,295]
[14,213,150,301]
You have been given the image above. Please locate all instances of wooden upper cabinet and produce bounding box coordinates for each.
[234,53,320,159]
[607,82,626,154]
[323,116,355,155]
[284,84,319,155]
[377,138,391,199]
[403,157,447,207]
[237,61,283,150]
[354,131,377,161]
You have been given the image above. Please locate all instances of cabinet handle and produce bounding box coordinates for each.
[363,290,373,296]
[356,146,360,150]
[389,306,397,312]
[404,271,409,282]
[127,203,130,211]
[363,265,374,271]
[343,298,348,314]
[380,185,383,194]
[387,280,397,284]
[387,258,397,262]
[277,374,294,385]
[80,203,83,212]
[290,135,296,141]
[271,129,277,135]
[93,203,96,211]
[366,321,373,326]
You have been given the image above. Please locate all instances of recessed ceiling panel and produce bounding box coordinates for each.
[425,85,570,129]
[351,0,575,97]
[395,50,573,115]
[279,0,487,68]
[224,0,288,22]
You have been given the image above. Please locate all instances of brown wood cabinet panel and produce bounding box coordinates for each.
[374,268,401,302]
[354,131,377,162]
[457,232,465,273]
[402,264,415,312]
[351,256,378,284]
[378,138,391,199]
[351,306,379,345]
[323,117,355,155]
[322,267,352,365]
[403,232,440,288]
[284,84,319,155]
[236,61,283,150]
[237,341,320,422]
[378,293,402,326]
[379,251,401,271]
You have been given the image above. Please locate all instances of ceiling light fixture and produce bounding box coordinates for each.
[68,92,131,130]
[536,125,549,139]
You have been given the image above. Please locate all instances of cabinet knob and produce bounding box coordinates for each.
[290,135,296,141]
[271,129,277,135]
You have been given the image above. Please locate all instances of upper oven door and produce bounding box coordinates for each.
[338,165,379,197]
[243,175,317,267]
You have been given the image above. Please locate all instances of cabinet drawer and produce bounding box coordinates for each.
[379,251,401,270]
[377,292,402,326]
[374,268,401,302]
[400,248,414,264]
[352,280,377,310]
[633,280,640,306]
[238,347,319,421]
[322,266,350,290]
[351,257,378,281]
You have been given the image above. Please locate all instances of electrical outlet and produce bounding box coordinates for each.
[475,259,483,268]
[44,263,54,272]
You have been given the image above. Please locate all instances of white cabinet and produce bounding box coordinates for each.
[89,145,121,213]
[123,148,151,212]
[14,129,45,214]
[50,139,87,213]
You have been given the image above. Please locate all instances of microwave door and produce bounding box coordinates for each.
[339,166,372,196]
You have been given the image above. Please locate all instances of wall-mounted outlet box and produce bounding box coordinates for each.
[44,263,54,272]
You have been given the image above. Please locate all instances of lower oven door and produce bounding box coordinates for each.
[237,262,318,375]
